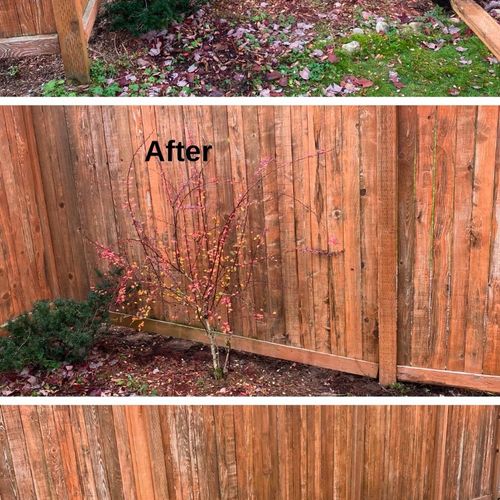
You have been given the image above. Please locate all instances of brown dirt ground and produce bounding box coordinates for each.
[0,0,436,96]
[0,326,493,396]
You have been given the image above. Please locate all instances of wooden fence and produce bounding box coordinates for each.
[0,105,498,393]
[0,0,100,82]
[0,405,498,499]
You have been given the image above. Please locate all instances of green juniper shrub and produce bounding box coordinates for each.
[0,273,117,372]
[106,0,201,35]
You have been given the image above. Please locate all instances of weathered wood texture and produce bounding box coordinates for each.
[451,0,500,59]
[0,106,498,391]
[0,405,497,500]
[25,106,391,368]
[0,0,56,38]
[0,107,59,329]
[0,0,97,82]
[50,0,90,83]
[0,34,60,59]
[0,0,92,38]
[397,106,500,385]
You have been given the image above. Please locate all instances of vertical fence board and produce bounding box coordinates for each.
[448,107,477,372]
[359,106,379,365]
[0,408,19,499]
[342,107,363,361]
[1,407,36,499]
[464,107,498,374]
[483,119,500,376]
[18,407,53,500]
[397,106,417,367]
[411,107,437,368]
[429,107,456,370]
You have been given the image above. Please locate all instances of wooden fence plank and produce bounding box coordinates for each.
[68,407,99,499]
[398,365,500,393]
[18,408,53,500]
[464,107,498,374]
[4,407,37,498]
[52,406,83,498]
[493,409,500,499]
[429,107,456,369]
[14,1,36,36]
[0,34,59,58]
[83,0,101,41]
[0,409,18,499]
[0,1,21,38]
[359,106,379,365]
[411,106,437,368]
[397,106,417,367]
[451,0,500,59]
[257,106,286,345]
[110,407,138,500]
[328,107,347,358]
[483,112,500,376]
[342,107,363,361]
[274,106,301,349]
[291,106,314,350]
[96,407,126,500]
[448,106,477,372]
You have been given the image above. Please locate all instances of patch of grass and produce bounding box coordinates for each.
[88,60,121,96]
[389,382,411,395]
[42,79,78,97]
[42,60,122,97]
[115,374,157,395]
[276,23,499,96]
[7,65,19,78]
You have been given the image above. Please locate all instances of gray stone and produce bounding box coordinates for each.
[376,20,389,34]
[342,41,361,54]
[408,21,423,33]
[352,27,364,35]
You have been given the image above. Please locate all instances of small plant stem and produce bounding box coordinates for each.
[203,319,223,379]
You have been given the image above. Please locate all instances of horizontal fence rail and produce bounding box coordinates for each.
[0,106,498,392]
[0,405,498,500]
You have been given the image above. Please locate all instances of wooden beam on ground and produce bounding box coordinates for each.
[110,312,380,379]
[51,0,90,83]
[377,106,398,385]
[451,0,500,59]
[83,0,101,42]
[397,365,500,394]
[0,34,59,59]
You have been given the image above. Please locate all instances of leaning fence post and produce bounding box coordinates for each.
[51,0,90,83]
[377,106,398,386]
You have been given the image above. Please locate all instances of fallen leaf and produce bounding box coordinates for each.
[299,67,310,80]
[389,71,405,89]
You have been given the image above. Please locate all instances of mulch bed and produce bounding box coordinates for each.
[0,0,436,96]
[0,326,493,397]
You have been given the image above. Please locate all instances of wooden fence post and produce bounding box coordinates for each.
[51,0,90,83]
[377,106,398,386]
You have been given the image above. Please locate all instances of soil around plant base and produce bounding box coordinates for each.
[0,326,493,397]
